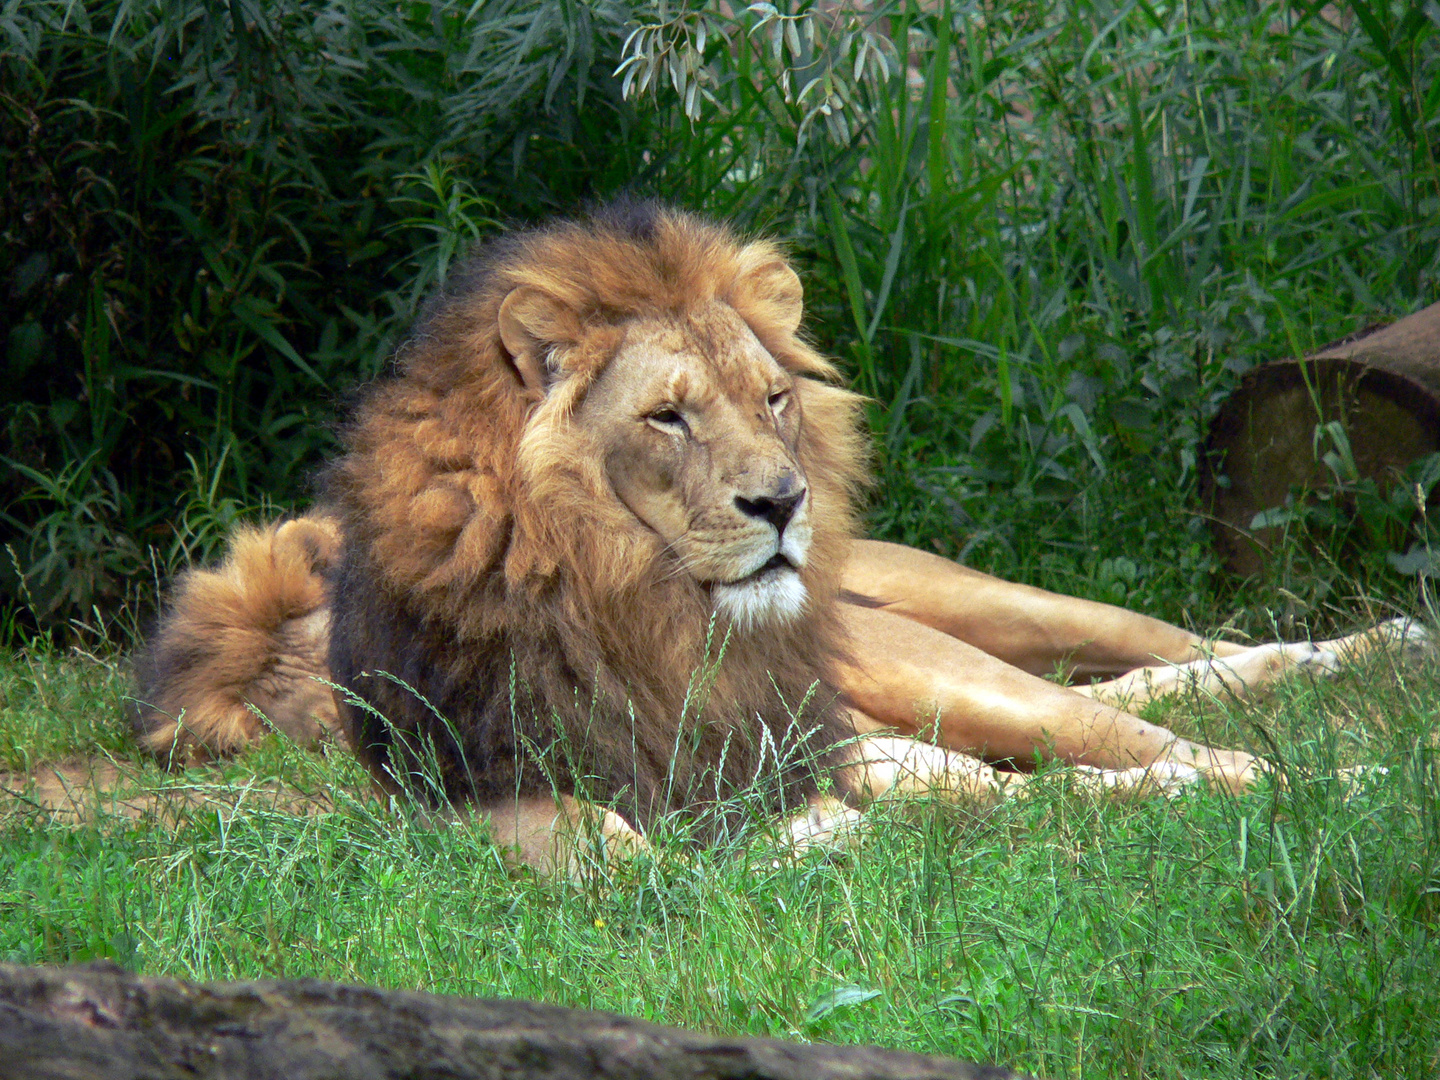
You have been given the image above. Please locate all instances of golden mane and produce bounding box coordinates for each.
[324,202,870,827]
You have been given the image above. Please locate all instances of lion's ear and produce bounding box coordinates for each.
[731,256,805,338]
[498,286,578,395]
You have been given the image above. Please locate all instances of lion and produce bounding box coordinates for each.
[133,202,1422,870]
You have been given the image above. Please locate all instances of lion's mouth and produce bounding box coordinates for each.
[710,552,809,629]
[724,552,795,586]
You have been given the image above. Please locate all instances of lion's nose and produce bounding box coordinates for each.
[734,487,806,533]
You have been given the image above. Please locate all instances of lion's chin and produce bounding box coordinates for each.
[711,568,808,631]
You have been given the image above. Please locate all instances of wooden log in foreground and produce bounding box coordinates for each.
[1202,300,1440,575]
[0,961,1027,1080]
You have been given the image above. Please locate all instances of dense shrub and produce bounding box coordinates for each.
[3,0,1438,639]
[1,0,651,628]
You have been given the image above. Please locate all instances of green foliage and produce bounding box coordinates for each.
[1,0,648,634]
[3,0,1439,637]
[781,0,1440,629]
[0,645,132,773]
[3,645,1440,1078]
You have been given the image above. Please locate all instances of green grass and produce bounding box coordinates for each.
[0,644,131,772]
[3,642,1438,1078]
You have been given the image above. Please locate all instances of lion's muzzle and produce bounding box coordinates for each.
[712,481,813,629]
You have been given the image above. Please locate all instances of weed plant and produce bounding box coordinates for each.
[3,0,1438,638]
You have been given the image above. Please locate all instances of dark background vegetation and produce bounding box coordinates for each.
[4,9,1440,1078]
[3,0,1438,643]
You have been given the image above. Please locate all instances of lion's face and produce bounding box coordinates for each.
[576,305,813,628]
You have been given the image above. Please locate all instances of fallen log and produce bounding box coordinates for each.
[0,961,1027,1080]
[1202,300,1440,575]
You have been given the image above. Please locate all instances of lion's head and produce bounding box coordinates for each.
[327,202,867,824]
[504,260,826,629]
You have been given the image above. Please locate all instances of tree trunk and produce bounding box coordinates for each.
[0,961,1027,1080]
[1202,300,1440,575]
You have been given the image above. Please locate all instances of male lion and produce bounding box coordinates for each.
[133,202,1417,869]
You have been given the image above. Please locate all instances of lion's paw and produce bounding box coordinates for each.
[1294,641,1343,675]
[1321,617,1433,666]
[1373,617,1433,660]
[782,797,865,855]
[1335,763,1390,793]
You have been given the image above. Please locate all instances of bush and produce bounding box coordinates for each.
[1,0,649,629]
[3,0,1438,639]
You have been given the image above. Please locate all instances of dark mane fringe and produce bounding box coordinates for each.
[325,204,869,829]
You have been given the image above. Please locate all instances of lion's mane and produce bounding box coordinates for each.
[325,202,868,828]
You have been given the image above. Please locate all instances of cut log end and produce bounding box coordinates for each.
[1202,301,1440,576]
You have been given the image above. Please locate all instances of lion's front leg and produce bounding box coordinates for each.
[783,731,1209,853]
[483,795,648,876]
[784,735,1015,853]
[836,732,1209,805]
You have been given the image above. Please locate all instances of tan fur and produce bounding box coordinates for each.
[133,515,344,761]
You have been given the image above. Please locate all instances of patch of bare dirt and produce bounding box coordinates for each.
[0,757,336,829]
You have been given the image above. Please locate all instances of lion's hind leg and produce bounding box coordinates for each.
[133,512,343,763]
[1073,617,1431,710]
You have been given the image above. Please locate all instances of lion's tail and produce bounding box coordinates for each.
[132,512,346,763]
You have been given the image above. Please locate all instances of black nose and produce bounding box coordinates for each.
[735,488,806,532]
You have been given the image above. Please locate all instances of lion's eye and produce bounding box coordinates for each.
[768,389,790,413]
[647,406,688,433]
